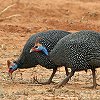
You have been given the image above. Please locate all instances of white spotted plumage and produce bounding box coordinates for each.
[50,30,100,71]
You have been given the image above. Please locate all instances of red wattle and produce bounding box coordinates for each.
[33,49,41,52]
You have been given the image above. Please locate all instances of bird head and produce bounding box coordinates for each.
[7,60,18,77]
[30,37,43,53]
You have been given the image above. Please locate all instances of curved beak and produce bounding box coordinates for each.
[8,72,13,79]
[8,68,15,79]
[7,60,13,79]
[30,48,33,53]
[30,47,36,53]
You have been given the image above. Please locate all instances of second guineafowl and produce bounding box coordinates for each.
[49,30,100,88]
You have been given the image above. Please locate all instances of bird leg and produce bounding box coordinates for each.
[88,68,100,89]
[65,67,70,76]
[91,68,97,89]
[65,67,72,80]
[34,68,57,84]
[55,70,75,88]
[85,68,100,89]
[33,67,70,85]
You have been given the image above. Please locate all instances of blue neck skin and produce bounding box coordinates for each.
[36,46,49,56]
[10,63,18,70]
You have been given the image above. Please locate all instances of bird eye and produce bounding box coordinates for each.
[9,67,12,70]
[34,46,38,48]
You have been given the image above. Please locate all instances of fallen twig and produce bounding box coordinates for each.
[0,14,21,22]
[0,4,16,16]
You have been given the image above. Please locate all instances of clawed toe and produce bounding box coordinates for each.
[33,77,55,85]
[87,85,97,89]
[39,81,53,85]
[54,84,62,89]
[97,84,100,86]
[83,84,99,89]
[86,83,100,89]
[54,83,65,89]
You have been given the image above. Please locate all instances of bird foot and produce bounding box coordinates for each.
[54,82,68,89]
[83,84,100,89]
[87,85,97,89]
[97,84,100,86]
[37,81,55,85]
[33,76,55,85]
[54,84,63,89]
[54,83,70,89]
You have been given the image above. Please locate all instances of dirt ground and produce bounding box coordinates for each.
[0,0,100,100]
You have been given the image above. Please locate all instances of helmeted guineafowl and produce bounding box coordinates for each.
[49,30,100,88]
[7,30,71,84]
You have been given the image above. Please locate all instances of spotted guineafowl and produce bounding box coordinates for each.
[7,30,71,84]
[49,30,100,88]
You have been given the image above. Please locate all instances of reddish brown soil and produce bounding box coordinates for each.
[0,0,100,100]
